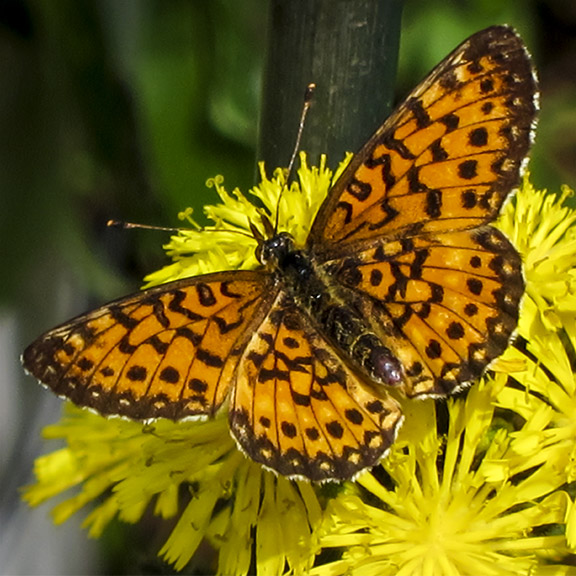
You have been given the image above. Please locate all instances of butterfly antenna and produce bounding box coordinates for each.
[108,219,256,241]
[286,82,316,180]
[273,82,316,234]
[107,220,183,233]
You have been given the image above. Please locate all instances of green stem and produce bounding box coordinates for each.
[258,0,404,172]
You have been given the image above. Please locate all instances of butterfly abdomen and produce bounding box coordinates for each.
[265,233,403,388]
[315,305,403,387]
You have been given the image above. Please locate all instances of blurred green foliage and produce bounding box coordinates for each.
[4,1,265,310]
[3,0,575,307]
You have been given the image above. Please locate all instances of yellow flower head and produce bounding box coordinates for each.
[144,153,340,287]
[24,154,337,575]
[314,179,576,576]
[24,160,576,575]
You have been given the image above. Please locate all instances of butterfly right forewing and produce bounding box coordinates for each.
[23,271,277,420]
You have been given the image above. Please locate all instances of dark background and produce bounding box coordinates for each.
[1,0,574,574]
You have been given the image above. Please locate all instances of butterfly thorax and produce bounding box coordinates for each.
[260,232,403,388]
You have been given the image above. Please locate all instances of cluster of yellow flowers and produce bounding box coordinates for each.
[24,155,576,575]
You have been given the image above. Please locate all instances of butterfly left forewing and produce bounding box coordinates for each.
[309,25,537,253]
[229,296,402,480]
[23,271,276,420]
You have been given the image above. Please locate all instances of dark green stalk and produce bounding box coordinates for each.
[258,0,404,172]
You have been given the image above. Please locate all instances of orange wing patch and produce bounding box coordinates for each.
[23,272,275,420]
[310,26,537,251]
[229,299,402,481]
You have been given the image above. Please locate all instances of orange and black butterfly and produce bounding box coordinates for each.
[23,26,537,481]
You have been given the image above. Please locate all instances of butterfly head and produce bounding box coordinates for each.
[257,231,297,270]
[251,210,302,272]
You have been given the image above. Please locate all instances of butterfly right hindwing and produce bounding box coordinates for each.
[229,295,403,481]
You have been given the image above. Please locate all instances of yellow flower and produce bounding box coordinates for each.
[501,179,576,337]
[24,406,323,573]
[24,159,576,575]
[24,153,333,575]
[143,153,340,287]
[313,180,576,576]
